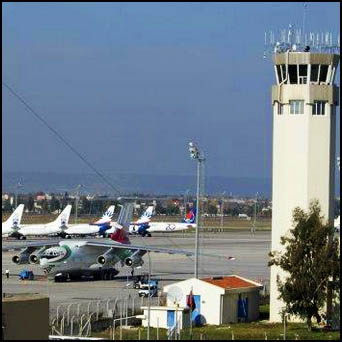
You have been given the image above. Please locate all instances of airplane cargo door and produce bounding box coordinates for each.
[167,310,175,327]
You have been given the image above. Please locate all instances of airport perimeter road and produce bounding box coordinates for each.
[2,231,271,315]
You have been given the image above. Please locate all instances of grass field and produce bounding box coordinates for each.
[94,323,340,340]
[2,213,271,230]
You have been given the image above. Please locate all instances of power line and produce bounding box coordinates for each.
[2,81,121,195]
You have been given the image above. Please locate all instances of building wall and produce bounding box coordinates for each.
[164,278,260,325]
[2,295,49,340]
[222,294,238,323]
[270,53,339,322]
[164,278,224,325]
[141,307,190,329]
[221,290,260,323]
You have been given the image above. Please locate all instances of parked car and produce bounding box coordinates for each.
[138,284,158,297]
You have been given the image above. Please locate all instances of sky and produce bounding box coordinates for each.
[2,2,340,182]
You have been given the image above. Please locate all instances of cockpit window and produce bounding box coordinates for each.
[41,248,65,260]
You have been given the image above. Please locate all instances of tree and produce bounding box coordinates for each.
[50,196,61,213]
[207,204,218,215]
[155,201,166,215]
[269,200,340,331]
[27,196,35,212]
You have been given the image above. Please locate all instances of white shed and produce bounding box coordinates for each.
[163,275,262,325]
[140,306,190,330]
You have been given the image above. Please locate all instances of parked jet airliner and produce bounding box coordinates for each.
[60,205,115,238]
[103,206,155,237]
[129,208,197,237]
[2,204,25,237]
[5,205,72,240]
[3,203,235,281]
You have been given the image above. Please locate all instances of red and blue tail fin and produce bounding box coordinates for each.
[182,208,196,224]
[109,202,134,244]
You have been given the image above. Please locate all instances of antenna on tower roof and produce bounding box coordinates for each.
[264,23,340,59]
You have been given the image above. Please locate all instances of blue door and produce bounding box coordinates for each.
[237,297,248,320]
[189,295,201,325]
[167,310,175,327]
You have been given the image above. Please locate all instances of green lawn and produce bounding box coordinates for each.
[95,323,340,340]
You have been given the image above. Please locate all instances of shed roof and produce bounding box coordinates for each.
[201,275,262,290]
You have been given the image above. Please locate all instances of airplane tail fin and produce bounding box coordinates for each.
[5,204,24,228]
[51,205,72,227]
[93,205,115,224]
[182,208,196,224]
[135,205,154,224]
[109,202,134,244]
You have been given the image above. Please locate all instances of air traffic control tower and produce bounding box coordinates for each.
[266,26,340,322]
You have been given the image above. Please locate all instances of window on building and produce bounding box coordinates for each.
[276,65,282,84]
[277,103,283,115]
[290,100,304,114]
[312,101,327,115]
[288,65,298,84]
[310,64,319,83]
[298,65,308,84]
[319,65,328,84]
[281,65,287,82]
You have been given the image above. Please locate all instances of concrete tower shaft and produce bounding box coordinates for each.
[269,52,340,322]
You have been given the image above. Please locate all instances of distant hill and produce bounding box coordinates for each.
[2,171,273,197]
[2,171,340,198]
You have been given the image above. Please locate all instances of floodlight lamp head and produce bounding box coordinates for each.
[188,142,199,160]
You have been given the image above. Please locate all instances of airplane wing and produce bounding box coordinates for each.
[2,241,60,251]
[85,241,236,261]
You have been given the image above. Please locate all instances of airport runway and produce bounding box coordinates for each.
[2,231,271,317]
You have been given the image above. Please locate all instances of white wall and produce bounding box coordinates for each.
[164,278,224,325]
[270,78,338,322]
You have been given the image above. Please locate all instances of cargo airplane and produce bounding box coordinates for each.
[3,203,235,281]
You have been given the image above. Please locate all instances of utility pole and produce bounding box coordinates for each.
[14,179,23,209]
[188,142,206,279]
[220,191,226,231]
[251,192,258,235]
[147,250,151,340]
[74,184,82,224]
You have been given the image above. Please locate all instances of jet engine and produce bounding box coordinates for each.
[124,250,146,267]
[12,252,30,265]
[96,249,118,265]
[29,247,48,264]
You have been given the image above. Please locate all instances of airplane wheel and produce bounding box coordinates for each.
[147,233,152,237]
[19,236,27,240]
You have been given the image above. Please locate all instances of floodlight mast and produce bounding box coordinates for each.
[188,142,205,279]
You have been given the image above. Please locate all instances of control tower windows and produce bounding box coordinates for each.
[312,101,326,115]
[319,65,328,84]
[290,100,304,115]
[298,65,308,84]
[310,65,319,83]
[276,65,282,84]
[288,65,298,84]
